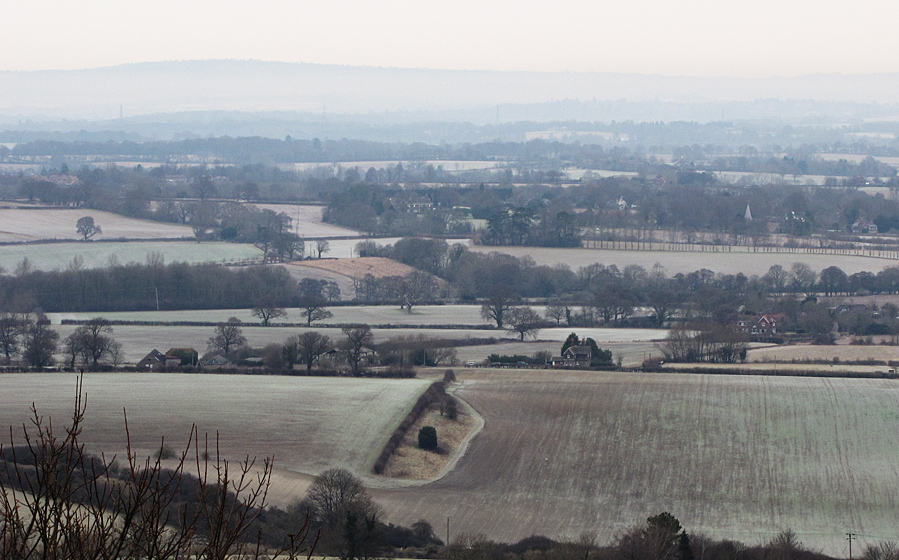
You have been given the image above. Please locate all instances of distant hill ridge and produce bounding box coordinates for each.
[4,59,899,120]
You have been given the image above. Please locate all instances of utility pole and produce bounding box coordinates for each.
[847,532,856,560]
[446,516,450,547]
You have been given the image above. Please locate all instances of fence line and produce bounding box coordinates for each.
[584,239,899,260]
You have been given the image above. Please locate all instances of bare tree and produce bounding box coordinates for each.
[108,340,125,367]
[479,284,519,328]
[316,239,330,258]
[0,377,317,559]
[76,215,102,241]
[299,278,333,326]
[341,325,373,375]
[22,321,58,368]
[252,296,288,326]
[68,317,116,368]
[325,281,342,302]
[208,317,247,355]
[305,468,382,559]
[297,331,332,373]
[505,306,542,341]
[0,312,27,361]
[545,303,567,325]
[190,201,219,241]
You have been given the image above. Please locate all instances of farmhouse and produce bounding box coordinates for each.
[737,314,783,339]
[551,345,592,367]
[137,349,182,370]
[851,219,878,234]
[202,354,232,367]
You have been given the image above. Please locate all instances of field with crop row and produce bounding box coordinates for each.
[0,241,263,272]
[374,369,899,555]
[0,373,431,476]
[0,207,193,242]
[473,245,896,275]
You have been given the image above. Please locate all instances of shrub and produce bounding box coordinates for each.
[418,426,438,451]
[441,395,458,420]
[443,369,456,384]
[155,443,177,460]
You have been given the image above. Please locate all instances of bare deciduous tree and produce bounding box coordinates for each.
[208,317,247,355]
[341,325,373,375]
[76,215,102,241]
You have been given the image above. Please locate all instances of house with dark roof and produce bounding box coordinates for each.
[137,349,181,371]
[551,345,592,368]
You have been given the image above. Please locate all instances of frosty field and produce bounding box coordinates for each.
[0,373,431,477]
[248,203,361,238]
[0,241,263,272]
[2,367,897,554]
[472,245,896,275]
[45,310,667,363]
[375,369,899,556]
[0,207,193,242]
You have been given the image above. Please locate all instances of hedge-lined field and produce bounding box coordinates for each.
[0,207,193,242]
[0,373,432,476]
[471,245,895,275]
[0,241,262,271]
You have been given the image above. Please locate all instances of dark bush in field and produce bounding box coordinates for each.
[418,426,438,451]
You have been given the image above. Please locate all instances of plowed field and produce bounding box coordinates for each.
[373,370,899,555]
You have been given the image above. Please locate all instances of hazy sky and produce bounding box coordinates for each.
[6,0,899,77]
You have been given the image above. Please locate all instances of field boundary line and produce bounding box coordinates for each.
[429,384,484,483]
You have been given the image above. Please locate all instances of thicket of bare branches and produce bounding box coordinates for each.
[0,376,317,559]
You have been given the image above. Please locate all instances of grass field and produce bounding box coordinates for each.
[0,207,193,242]
[472,245,897,275]
[373,369,899,555]
[0,241,262,272]
[0,373,432,477]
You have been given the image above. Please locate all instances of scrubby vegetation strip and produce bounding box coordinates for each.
[372,375,456,475]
